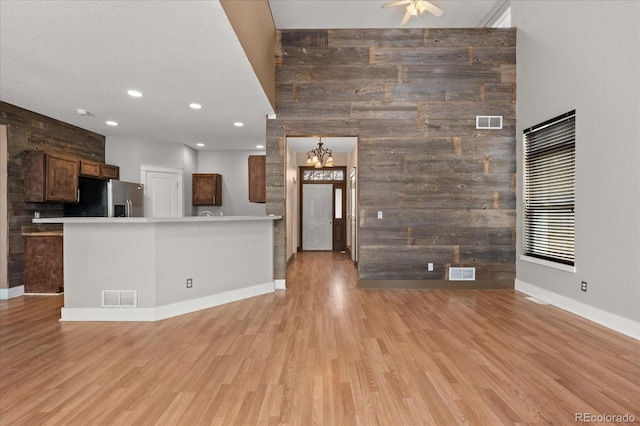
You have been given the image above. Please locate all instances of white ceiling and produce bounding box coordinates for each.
[270,0,504,29]
[287,137,357,154]
[0,0,504,152]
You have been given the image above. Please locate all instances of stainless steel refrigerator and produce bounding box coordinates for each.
[64,178,144,217]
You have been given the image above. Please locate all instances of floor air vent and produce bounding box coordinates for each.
[102,290,137,308]
[449,267,476,281]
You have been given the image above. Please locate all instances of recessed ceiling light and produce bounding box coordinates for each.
[106,121,118,126]
[76,108,88,116]
[189,103,202,110]
[234,122,244,127]
[256,145,264,149]
[128,90,143,98]
[196,143,205,147]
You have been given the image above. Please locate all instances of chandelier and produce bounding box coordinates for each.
[305,138,334,168]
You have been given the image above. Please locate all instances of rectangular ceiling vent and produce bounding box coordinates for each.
[102,290,137,308]
[449,267,476,281]
[476,116,503,129]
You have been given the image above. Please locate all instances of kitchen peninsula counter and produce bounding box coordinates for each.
[34,215,280,224]
[34,215,282,321]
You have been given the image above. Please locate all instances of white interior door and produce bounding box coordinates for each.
[143,170,182,217]
[302,184,332,250]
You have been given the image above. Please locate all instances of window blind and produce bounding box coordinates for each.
[523,110,576,266]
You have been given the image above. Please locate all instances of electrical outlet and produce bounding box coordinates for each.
[428,263,434,272]
[186,278,193,289]
[581,281,587,292]
[377,211,383,219]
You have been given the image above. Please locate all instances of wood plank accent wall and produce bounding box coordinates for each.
[268,29,516,284]
[0,102,105,289]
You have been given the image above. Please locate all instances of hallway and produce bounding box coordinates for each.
[1,252,638,424]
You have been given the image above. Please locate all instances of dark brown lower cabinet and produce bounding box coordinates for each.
[23,231,64,293]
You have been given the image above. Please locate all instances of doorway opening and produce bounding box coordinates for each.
[284,137,358,262]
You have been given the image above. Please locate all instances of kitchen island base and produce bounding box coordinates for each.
[34,216,281,321]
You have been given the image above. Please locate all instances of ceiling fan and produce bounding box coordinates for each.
[382,0,444,26]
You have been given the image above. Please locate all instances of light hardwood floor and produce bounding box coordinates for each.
[1,252,639,425]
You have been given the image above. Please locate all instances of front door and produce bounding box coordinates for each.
[302,184,333,250]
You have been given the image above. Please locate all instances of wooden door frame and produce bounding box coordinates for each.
[348,166,358,265]
[0,125,8,292]
[298,166,347,252]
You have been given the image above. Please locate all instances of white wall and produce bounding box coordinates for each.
[106,137,198,216]
[183,146,197,216]
[513,2,640,325]
[196,150,267,216]
[106,138,264,217]
[106,137,184,182]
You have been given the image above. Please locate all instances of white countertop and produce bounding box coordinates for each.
[33,215,282,224]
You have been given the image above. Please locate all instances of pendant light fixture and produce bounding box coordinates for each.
[305,138,334,168]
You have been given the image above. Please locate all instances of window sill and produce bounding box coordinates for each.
[519,255,576,273]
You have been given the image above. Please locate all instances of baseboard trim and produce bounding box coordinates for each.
[24,292,63,296]
[358,279,514,290]
[515,279,640,340]
[0,285,24,300]
[61,281,276,322]
[274,279,286,290]
[61,307,157,322]
[287,253,295,268]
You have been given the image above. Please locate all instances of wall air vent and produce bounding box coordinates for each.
[101,290,137,308]
[476,116,503,129]
[449,267,476,281]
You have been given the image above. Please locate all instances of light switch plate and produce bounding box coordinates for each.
[377,211,383,219]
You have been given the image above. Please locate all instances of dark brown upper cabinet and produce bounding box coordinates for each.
[248,155,266,203]
[100,163,120,180]
[79,160,101,178]
[24,150,79,203]
[192,173,222,206]
[79,160,120,180]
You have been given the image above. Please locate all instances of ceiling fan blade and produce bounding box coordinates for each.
[400,8,413,25]
[381,0,410,9]
[422,1,444,17]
